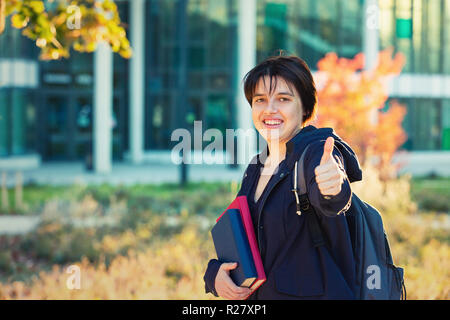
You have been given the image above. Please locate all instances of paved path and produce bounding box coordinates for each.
[4,162,448,236]
[0,216,41,235]
[0,162,243,235]
[1,162,244,187]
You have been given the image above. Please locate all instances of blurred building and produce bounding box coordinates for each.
[0,0,449,176]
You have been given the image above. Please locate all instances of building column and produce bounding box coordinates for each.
[363,0,380,125]
[129,0,145,164]
[94,42,113,173]
[363,0,380,70]
[236,0,257,168]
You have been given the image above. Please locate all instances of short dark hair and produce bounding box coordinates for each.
[243,55,317,124]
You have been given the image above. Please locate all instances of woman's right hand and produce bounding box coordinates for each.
[215,262,252,300]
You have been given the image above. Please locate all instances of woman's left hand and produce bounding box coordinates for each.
[314,137,346,197]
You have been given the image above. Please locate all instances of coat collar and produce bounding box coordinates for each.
[255,125,318,169]
[239,126,318,197]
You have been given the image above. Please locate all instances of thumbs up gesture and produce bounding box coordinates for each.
[314,137,346,197]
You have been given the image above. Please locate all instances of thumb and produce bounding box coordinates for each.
[320,137,335,165]
[221,262,238,272]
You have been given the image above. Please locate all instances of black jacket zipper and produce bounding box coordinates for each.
[256,169,290,255]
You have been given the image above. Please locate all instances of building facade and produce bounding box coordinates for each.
[0,0,449,175]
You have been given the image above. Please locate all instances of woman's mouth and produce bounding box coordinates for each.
[262,119,283,129]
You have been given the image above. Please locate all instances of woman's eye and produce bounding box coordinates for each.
[279,97,290,102]
[254,98,264,103]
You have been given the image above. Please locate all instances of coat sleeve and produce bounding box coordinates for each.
[203,259,222,296]
[204,158,257,296]
[304,141,352,217]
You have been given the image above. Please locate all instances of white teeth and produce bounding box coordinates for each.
[264,120,282,125]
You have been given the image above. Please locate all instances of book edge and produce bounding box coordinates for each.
[228,210,258,282]
[237,196,267,282]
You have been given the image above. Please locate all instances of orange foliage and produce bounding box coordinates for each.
[373,101,408,178]
[311,48,407,178]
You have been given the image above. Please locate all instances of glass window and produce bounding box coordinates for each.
[208,73,229,90]
[412,0,423,72]
[0,90,10,156]
[11,90,27,155]
[208,21,230,68]
[147,0,162,69]
[0,16,38,60]
[188,96,204,123]
[45,96,69,160]
[47,96,68,135]
[145,94,173,150]
[164,71,177,89]
[395,0,413,72]
[206,0,233,68]
[316,0,338,48]
[442,99,450,150]
[444,1,450,74]
[71,51,93,73]
[146,0,177,72]
[188,71,204,89]
[188,0,207,41]
[258,1,289,61]
[40,57,71,74]
[112,96,124,160]
[25,92,37,155]
[401,98,444,151]
[379,0,395,51]
[208,0,228,24]
[382,0,447,74]
[427,0,443,73]
[145,0,237,150]
[267,2,288,45]
[0,89,36,156]
[188,46,205,69]
[340,0,362,59]
[74,96,93,159]
[75,97,93,135]
[206,95,230,134]
[0,17,13,58]
[257,0,362,70]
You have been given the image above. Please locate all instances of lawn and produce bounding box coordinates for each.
[0,175,448,299]
[1,176,448,216]
[410,177,450,213]
[0,181,239,217]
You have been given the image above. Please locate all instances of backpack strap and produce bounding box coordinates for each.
[292,145,311,216]
[292,144,327,248]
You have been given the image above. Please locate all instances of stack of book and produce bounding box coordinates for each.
[211,196,266,296]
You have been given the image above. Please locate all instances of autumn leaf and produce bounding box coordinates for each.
[11,13,29,28]
[1,0,132,60]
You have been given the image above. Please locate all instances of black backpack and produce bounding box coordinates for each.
[291,144,406,300]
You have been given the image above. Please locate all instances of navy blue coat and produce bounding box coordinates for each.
[204,125,363,299]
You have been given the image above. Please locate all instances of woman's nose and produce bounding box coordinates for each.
[265,99,278,113]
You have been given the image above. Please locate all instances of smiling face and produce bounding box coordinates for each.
[251,76,304,145]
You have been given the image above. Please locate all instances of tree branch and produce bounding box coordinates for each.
[0,0,5,35]
[0,0,132,60]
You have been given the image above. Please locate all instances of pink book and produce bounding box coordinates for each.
[217,196,266,296]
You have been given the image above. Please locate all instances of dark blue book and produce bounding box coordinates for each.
[211,208,257,287]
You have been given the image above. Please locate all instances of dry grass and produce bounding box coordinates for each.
[0,170,448,300]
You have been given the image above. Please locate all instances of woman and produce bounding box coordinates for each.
[203,55,362,300]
